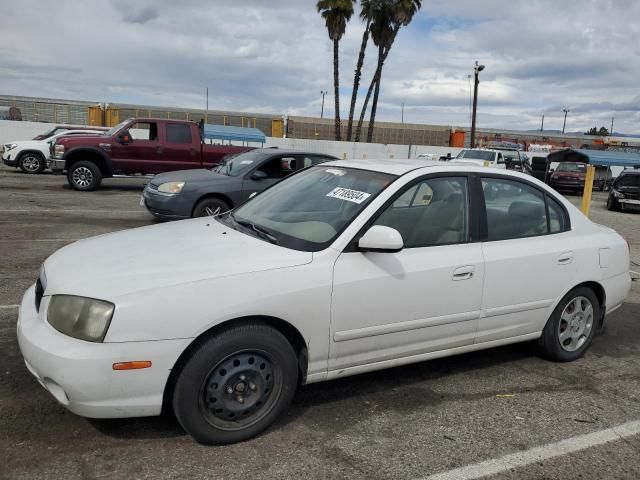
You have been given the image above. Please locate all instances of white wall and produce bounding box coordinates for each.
[0,120,54,144]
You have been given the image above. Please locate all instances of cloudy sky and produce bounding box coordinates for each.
[1,0,640,133]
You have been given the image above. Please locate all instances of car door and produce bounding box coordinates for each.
[329,175,484,372]
[240,155,300,203]
[162,123,200,171]
[477,175,577,343]
[109,120,163,173]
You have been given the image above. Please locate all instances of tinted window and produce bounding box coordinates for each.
[303,155,332,168]
[166,124,192,144]
[547,195,568,233]
[258,156,298,179]
[482,178,547,240]
[616,174,640,187]
[374,177,469,248]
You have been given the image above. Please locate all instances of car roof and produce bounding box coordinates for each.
[255,148,337,157]
[322,159,493,175]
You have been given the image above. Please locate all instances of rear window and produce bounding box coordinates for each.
[556,163,586,172]
[166,124,192,144]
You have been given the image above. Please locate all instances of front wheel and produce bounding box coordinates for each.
[172,323,298,444]
[538,287,599,362]
[606,196,619,211]
[67,161,102,191]
[18,153,45,174]
[192,197,230,217]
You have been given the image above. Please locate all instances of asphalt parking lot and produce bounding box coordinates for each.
[1,166,639,480]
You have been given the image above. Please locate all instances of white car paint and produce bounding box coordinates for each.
[455,148,507,169]
[2,129,105,167]
[17,159,631,420]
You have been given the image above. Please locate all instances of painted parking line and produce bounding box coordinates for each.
[0,305,20,310]
[423,420,640,480]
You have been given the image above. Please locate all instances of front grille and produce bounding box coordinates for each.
[35,277,44,312]
[625,191,640,200]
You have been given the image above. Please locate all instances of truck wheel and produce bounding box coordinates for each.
[18,153,45,174]
[193,197,230,217]
[538,287,599,362]
[172,323,298,445]
[67,161,102,191]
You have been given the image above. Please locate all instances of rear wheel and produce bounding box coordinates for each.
[193,197,230,217]
[18,152,45,174]
[538,287,599,362]
[67,161,102,191]
[172,323,298,444]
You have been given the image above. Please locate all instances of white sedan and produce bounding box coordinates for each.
[18,160,631,444]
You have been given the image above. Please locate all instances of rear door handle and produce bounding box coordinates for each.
[558,251,574,265]
[452,265,475,281]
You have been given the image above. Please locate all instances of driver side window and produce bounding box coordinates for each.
[258,156,298,179]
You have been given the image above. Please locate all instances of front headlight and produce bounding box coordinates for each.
[158,181,185,194]
[53,144,65,158]
[47,295,114,342]
[612,189,625,199]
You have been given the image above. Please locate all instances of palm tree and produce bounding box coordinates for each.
[346,0,376,141]
[317,0,355,141]
[354,0,421,143]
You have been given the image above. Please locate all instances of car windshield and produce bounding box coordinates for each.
[222,166,395,251]
[105,120,131,136]
[557,163,586,172]
[615,174,640,187]
[456,150,495,161]
[213,150,271,176]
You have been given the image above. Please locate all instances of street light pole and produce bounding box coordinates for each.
[470,61,485,149]
[401,102,404,124]
[320,90,328,119]
[611,117,614,136]
[562,108,570,134]
[540,114,544,132]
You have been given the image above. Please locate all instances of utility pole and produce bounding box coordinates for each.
[470,61,485,148]
[562,108,569,134]
[320,90,328,119]
[540,114,544,132]
[205,87,209,124]
[401,103,404,124]
[611,117,614,136]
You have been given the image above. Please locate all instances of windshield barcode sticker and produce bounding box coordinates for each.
[326,187,371,204]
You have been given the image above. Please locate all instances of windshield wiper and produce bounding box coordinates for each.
[230,213,280,245]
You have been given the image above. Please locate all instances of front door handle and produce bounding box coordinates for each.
[452,265,475,281]
[558,251,574,265]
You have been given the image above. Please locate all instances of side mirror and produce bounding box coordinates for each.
[358,225,403,253]
[251,170,268,180]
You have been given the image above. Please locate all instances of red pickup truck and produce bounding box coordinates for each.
[50,118,252,191]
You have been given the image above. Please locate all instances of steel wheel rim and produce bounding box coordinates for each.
[199,349,281,431]
[22,155,41,172]
[72,167,93,187]
[558,296,594,352]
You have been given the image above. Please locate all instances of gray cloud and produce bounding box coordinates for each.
[0,0,639,133]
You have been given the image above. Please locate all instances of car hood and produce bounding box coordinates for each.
[615,184,640,192]
[9,140,48,149]
[150,169,232,186]
[42,217,312,299]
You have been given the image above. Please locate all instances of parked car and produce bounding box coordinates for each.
[31,125,109,141]
[454,148,506,168]
[531,155,550,183]
[49,118,252,191]
[17,160,630,445]
[549,162,612,194]
[501,150,532,175]
[2,129,107,173]
[142,149,338,220]
[607,170,640,212]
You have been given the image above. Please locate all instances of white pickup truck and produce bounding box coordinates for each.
[454,148,507,169]
[2,129,106,173]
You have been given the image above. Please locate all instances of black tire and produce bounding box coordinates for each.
[18,152,45,174]
[172,323,298,445]
[606,196,619,211]
[67,161,102,191]
[192,197,230,217]
[538,287,599,362]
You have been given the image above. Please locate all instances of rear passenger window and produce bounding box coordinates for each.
[374,177,469,248]
[547,195,568,233]
[482,178,547,240]
[166,124,192,144]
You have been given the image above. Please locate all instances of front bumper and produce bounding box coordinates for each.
[49,158,65,171]
[2,150,18,167]
[142,187,192,220]
[550,180,584,190]
[17,285,188,419]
